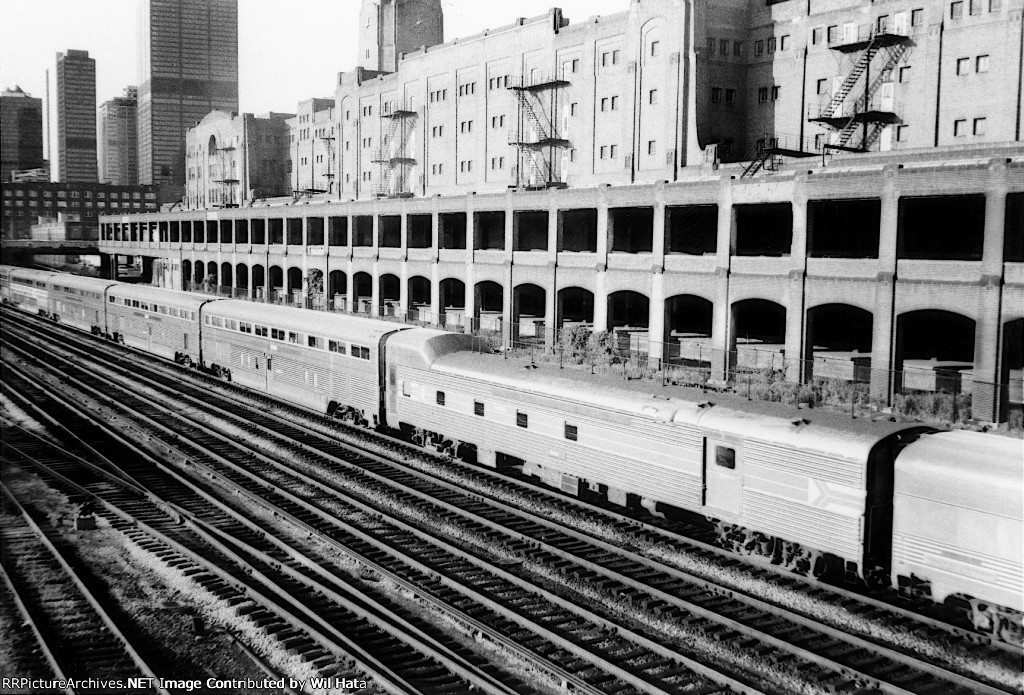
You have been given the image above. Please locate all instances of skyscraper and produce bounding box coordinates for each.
[137,0,239,196]
[98,86,139,185]
[0,86,46,181]
[56,49,98,182]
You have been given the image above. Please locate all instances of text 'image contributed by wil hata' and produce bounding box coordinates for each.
[1,678,370,692]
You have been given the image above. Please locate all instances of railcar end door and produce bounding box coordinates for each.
[703,438,743,517]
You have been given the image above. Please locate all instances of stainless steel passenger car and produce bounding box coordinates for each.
[106,284,212,364]
[2,267,54,314]
[892,430,1023,642]
[47,273,116,333]
[201,301,409,424]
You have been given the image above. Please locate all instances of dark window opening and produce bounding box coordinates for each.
[307,217,324,246]
[667,205,718,255]
[516,411,528,428]
[250,219,266,244]
[269,218,284,245]
[610,207,654,253]
[234,219,249,244]
[440,212,467,249]
[514,211,549,251]
[715,446,736,469]
[475,211,505,250]
[735,203,792,256]
[436,391,446,406]
[353,215,374,247]
[898,195,985,261]
[206,220,217,243]
[558,208,598,252]
[287,218,303,245]
[807,199,881,258]
[380,215,401,247]
[408,214,432,248]
[564,423,578,441]
[219,220,232,243]
[474,401,485,416]
[1005,193,1023,263]
[328,216,348,246]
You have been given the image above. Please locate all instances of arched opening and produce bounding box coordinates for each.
[182,259,192,290]
[805,304,873,383]
[328,270,347,310]
[439,278,466,329]
[607,291,650,356]
[895,310,976,396]
[251,264,265,300]
[513,284,547,345]
[1000,318,1023,425]
[556,287,594,329]
[269,265,284,301]
[220,262,232,289]
[408,276,431,322]
[287,267,303,304]
[194,260,206,285]
[665,294,713,366]
[305,269,324,309]
[353,272,373,314]
[474,281,504,333]
[380,274,400,316]
[235,264,249,293]
[732,299,787,370]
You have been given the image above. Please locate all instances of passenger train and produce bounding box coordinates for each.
[2,265,1021,645]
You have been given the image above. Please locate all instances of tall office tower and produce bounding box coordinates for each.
[0,86,46,181]
[98,86,139,185]
[56,49,98,182]
[358,0,444,73]
[138,0,239,194]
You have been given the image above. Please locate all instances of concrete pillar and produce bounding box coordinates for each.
[784,175,809,382]
[545,202,559,347]
[370,261,381,317]
[430,261,441,327]
[973,159,1009,422]
[710,177,734,382]
[502,199,515,347]
[593,190,610,333]
[870,165,900,404]
[649,270,666,364]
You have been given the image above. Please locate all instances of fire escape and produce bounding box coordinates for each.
[320,134,336,194]
[508,73,570,190]
[212,144,239,207]
[809,29,912,153]
[372,102,418,198]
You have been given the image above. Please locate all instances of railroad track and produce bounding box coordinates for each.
[0,480,163,694]
[3,309,1021,695]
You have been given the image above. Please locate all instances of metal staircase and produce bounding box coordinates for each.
[508,74,570,189]
[372,103,418,198]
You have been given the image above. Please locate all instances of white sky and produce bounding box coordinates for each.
[1,0,628,157]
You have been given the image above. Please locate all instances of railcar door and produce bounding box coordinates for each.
[703,438,743,517]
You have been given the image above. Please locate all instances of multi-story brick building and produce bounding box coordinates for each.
[184,110,294,209]
[5,181,158,240]
[100,0,1024,422]
[288,99,336,196]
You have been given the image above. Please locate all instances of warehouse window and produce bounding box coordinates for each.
[474,401,485,416]
[516,412,528,428]
[715,446,736,469]
[564,423,578,441]
[436,391,446,406]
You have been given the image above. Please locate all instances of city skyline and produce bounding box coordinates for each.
[0,0,629,116]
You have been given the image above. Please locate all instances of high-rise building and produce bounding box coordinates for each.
[358,0,444,73]
[56,49,98,182]
[137,0,239,196]
[1,86,46,182]
[98,86,139,185]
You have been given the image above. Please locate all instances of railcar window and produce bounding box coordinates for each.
[436,391,445,406]
[516,412,528,428]
[256,325,268,337]
[358,346,370,360]
[308,335,325,349]
[329,340,347,354]
[141,303,150,311]
[213,317,225,328]
[227,320,238,331]
[715,446,736,470]
[271,328,285,341]
[288,332,300,344]
[474,401,485,416]
[240,322,253,334]
[132,300,141,308]
[109,296,116,303]
[565,423,578,441]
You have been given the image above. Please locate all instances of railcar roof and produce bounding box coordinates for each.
[108,283,219,310]
[896,430,1023,520]
[208,300,411,342]
[47,273,116,292]
[429,350,921,444]
[8,267,55,282]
